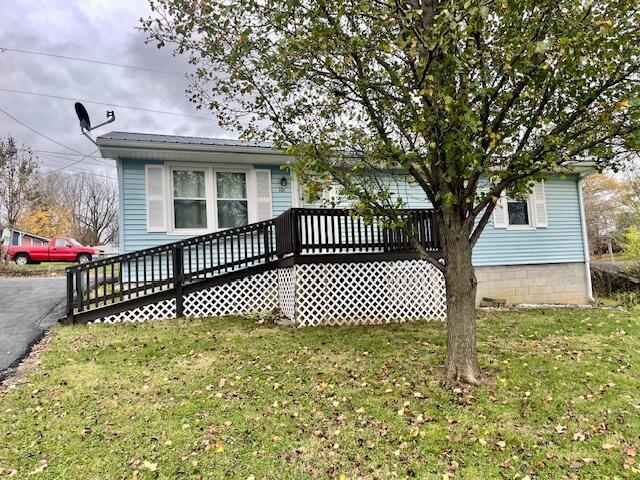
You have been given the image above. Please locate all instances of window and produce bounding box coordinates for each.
[216,172,248,228]
[54,238,69,247]
[507,199,530,226]
[173,169,207,229]
[493,182,547,229]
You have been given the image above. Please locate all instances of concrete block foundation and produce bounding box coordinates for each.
[475,262,591,306]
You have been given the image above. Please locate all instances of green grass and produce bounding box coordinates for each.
[0,262,75,276]
[0,309,638,479]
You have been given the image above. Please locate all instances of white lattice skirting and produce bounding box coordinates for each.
[92,260,446,326]
[279,260,446,326]
[183,270,279,318]
[94,298,177,324]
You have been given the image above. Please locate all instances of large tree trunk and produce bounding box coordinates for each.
[442,220,481,385]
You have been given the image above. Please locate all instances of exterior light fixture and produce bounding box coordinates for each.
[280,177,288,187]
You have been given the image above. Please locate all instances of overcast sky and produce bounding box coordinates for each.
[0,0,230,178]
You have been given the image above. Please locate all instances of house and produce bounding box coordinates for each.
[1,227,49,247]
[67,131,593,325]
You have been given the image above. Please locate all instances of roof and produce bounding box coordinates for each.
[96,131,288,164]
[97,131,273,149]
[0,227,49,242]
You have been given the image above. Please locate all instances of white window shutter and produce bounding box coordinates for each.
[146,165,166,232]
[532,181,548,228]
[254,169,273,221]
[493,193,507,228]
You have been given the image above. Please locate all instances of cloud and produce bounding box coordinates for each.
[0,0,230,175]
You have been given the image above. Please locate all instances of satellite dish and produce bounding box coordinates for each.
[75,102,91,131]
[74,102,115,146]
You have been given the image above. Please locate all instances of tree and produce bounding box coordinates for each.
[71,173,118,245]
[0,136,39,227]
[143,0,640,384]
[22,172,118,245]
[17,205,72,239]
[582,174,626,258]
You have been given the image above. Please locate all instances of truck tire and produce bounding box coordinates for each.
[14,253,29,265]
[77,254,91,264]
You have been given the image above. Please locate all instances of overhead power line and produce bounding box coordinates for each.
[0,46,186,77]
[0,106,105,174]
[38,154,117,180]
[0,88,216,121]
[31,149,114,161]
[37,150,114,168]
[0,106,92,155]
[43,148,101,174]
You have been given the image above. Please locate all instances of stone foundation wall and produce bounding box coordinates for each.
[475,262,590,306]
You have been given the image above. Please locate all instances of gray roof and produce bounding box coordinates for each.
[97,131,273,149]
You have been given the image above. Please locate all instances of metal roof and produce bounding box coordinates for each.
[97,131,273,149]
[95,131,288,164]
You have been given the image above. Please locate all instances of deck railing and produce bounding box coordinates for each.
[65,208,440,322]
[275,208,440,256]
[65,219,277,320]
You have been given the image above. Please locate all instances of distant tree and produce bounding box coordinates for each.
[617,165,640,232]
[72,174,118,245]
[145,0,640,384]
[27,172,118,245]
[0,136,39,227]
[17,205,73,239]
[582,174,626,258]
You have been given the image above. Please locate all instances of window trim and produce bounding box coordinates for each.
[169,166,210,235]
[165,163,254,236]
[213,170,250,230]
[505,196,535,230]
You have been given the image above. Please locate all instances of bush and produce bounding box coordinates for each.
[623,227,640,260]
[616,291,640,309]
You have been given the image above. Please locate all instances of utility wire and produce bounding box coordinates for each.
[37,150,114,168]
[0,106,93,155]
[0,88,215,121]
[0,46,186,77]
[0,106,105,174]
[38,154,117,180]
[31,149,114,161]
[43,148,101,174]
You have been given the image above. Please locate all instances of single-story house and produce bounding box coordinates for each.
[1,227,49,247]
[69,131,593,325]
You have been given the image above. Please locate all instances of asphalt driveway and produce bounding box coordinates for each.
[0,277,66,378]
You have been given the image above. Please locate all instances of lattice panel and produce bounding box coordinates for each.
[293,260,446,327]
[277,267,296,320]
[92,298,176,324]
[183,270,279,318]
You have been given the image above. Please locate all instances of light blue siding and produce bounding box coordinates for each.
[381,174,585,266]
[119,158,585,267]
[473,176,586,266]
[119,159,292,253]
[269,165,293,216]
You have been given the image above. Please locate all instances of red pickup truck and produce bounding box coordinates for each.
[10,237,97,265]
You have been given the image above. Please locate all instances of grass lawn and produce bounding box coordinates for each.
[0,309,638,479]
[0,262,75,277]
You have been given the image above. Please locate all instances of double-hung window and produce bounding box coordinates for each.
[173,169,207,229]
[216,172,248,228]
[147,165,272,234]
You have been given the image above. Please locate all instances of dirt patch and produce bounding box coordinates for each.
[0,331,54,394]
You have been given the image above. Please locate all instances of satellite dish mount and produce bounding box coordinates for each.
[74,102,115,146]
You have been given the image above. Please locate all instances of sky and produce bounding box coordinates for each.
[0,0,231,179]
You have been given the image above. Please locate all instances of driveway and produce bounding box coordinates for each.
[0,277,66,379]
